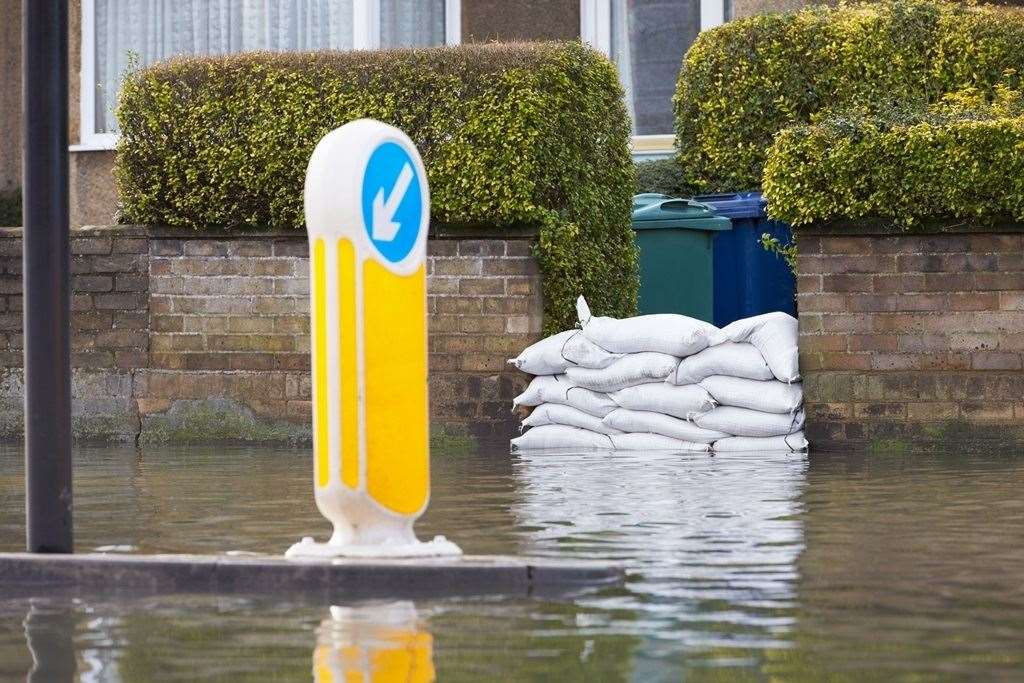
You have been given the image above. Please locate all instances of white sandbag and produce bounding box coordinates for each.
[510,425,613,451]
[609,432,711,452]
[512,375,617,417]
[566,352,679,393]
[711,312,800,383]
[712,432,809,453]
[610,383,716,420]
[507,330,576,376]
[513,375,565,407]
[602,408,729,443]
[561,331,624,369]
[522,403,623,435]
[577,296,716,357]
[693,406,805,438]
[671,342,773,385]
[700,376,803,414]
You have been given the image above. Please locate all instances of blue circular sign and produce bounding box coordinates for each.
[361,141,424,264]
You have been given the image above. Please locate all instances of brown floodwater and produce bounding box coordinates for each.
[0,443,1022,681]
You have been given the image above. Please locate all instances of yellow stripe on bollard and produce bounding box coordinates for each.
[364,261,429,516]
[338,238,359,490]
[313,238,329,488]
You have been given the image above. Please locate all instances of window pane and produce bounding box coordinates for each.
[379,0,446,48]
[94,0,355,134]
[612,0,702,135]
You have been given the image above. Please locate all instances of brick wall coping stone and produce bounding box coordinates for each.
[1,224,149,238]
[0,224,540,241]
[798,217,1024,237]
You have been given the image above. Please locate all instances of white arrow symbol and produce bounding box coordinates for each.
[371,162,414,242]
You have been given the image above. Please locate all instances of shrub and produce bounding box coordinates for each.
[115,42,638,333]
[763,86,1024,227]
[635,158,687,196]
[0,191,19,227]
[674,0,1024,194]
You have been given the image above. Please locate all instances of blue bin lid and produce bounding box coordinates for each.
[632,194,731,232]
[692,191,767,219]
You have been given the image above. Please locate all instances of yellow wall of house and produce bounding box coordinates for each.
[0,0,114,227]
[732,0,823,19]
[0,1,21,195]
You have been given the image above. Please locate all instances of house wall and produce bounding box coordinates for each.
[3,0,819,227]
[0,1,21,196]
[798,228,1024,451]
[462,0,580,42]
[9,0,816,228]
[0,227,542,443]
[731,0,820,19]
[46,0,582,227]
[0,0,110,225]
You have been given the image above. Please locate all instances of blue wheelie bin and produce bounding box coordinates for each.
[694,191,796,327]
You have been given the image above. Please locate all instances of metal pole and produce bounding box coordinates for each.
[23,0,73,553]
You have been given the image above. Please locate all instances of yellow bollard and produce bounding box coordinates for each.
[286,119,459,558]
[313,603,435,683]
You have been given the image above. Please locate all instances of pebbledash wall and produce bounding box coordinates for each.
[797,225,1024,451]
[0,226,542,443]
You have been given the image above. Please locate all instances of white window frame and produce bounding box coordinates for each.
[581,0,726,157]
[74,0,462,151]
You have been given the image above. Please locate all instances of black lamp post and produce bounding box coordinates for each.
[22,0,73,553]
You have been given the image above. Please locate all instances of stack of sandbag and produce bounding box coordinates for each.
[509,297,807,453]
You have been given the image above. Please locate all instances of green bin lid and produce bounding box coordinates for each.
[631,193,732,232]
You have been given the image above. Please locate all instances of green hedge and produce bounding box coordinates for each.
[764,87,1024,226]
[115,42,638,332]
[674,0,1024,194]
[635,158,688,196]
[0,191,19,227]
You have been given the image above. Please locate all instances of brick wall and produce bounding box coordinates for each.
[798,230,1024,450]
[428,238,541,434]
[0,227,542,443]
[1,226,148,439]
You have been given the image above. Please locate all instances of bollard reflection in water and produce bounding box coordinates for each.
[23,600,77,683]
[314,602,435,682]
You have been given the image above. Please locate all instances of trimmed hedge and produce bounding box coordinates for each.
[635,158,688,196]
[115,42,638,333]
[674,0,1024,194]
[764,87,1024,227]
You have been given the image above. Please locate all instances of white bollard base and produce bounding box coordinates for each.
[284,534,462,560]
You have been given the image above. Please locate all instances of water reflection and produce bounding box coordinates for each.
[314,602,434,682]
[0,445,523,557]
[4,445,1023,679]
[23,601,77,683]
[511,451,808,673]
[776,452,1024,679]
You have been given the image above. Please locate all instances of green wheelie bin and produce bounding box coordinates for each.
[631,193,732,323]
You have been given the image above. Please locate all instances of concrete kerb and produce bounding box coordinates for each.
[0,552,624,599]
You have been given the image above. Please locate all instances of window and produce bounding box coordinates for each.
[582,0,728,149]
[78,0,461,149]
[380,0,447,48]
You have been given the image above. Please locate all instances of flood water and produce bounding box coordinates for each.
[1,443,1023,681]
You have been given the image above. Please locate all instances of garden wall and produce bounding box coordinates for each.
[0,226,541,443]
[798,226,1024,451]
